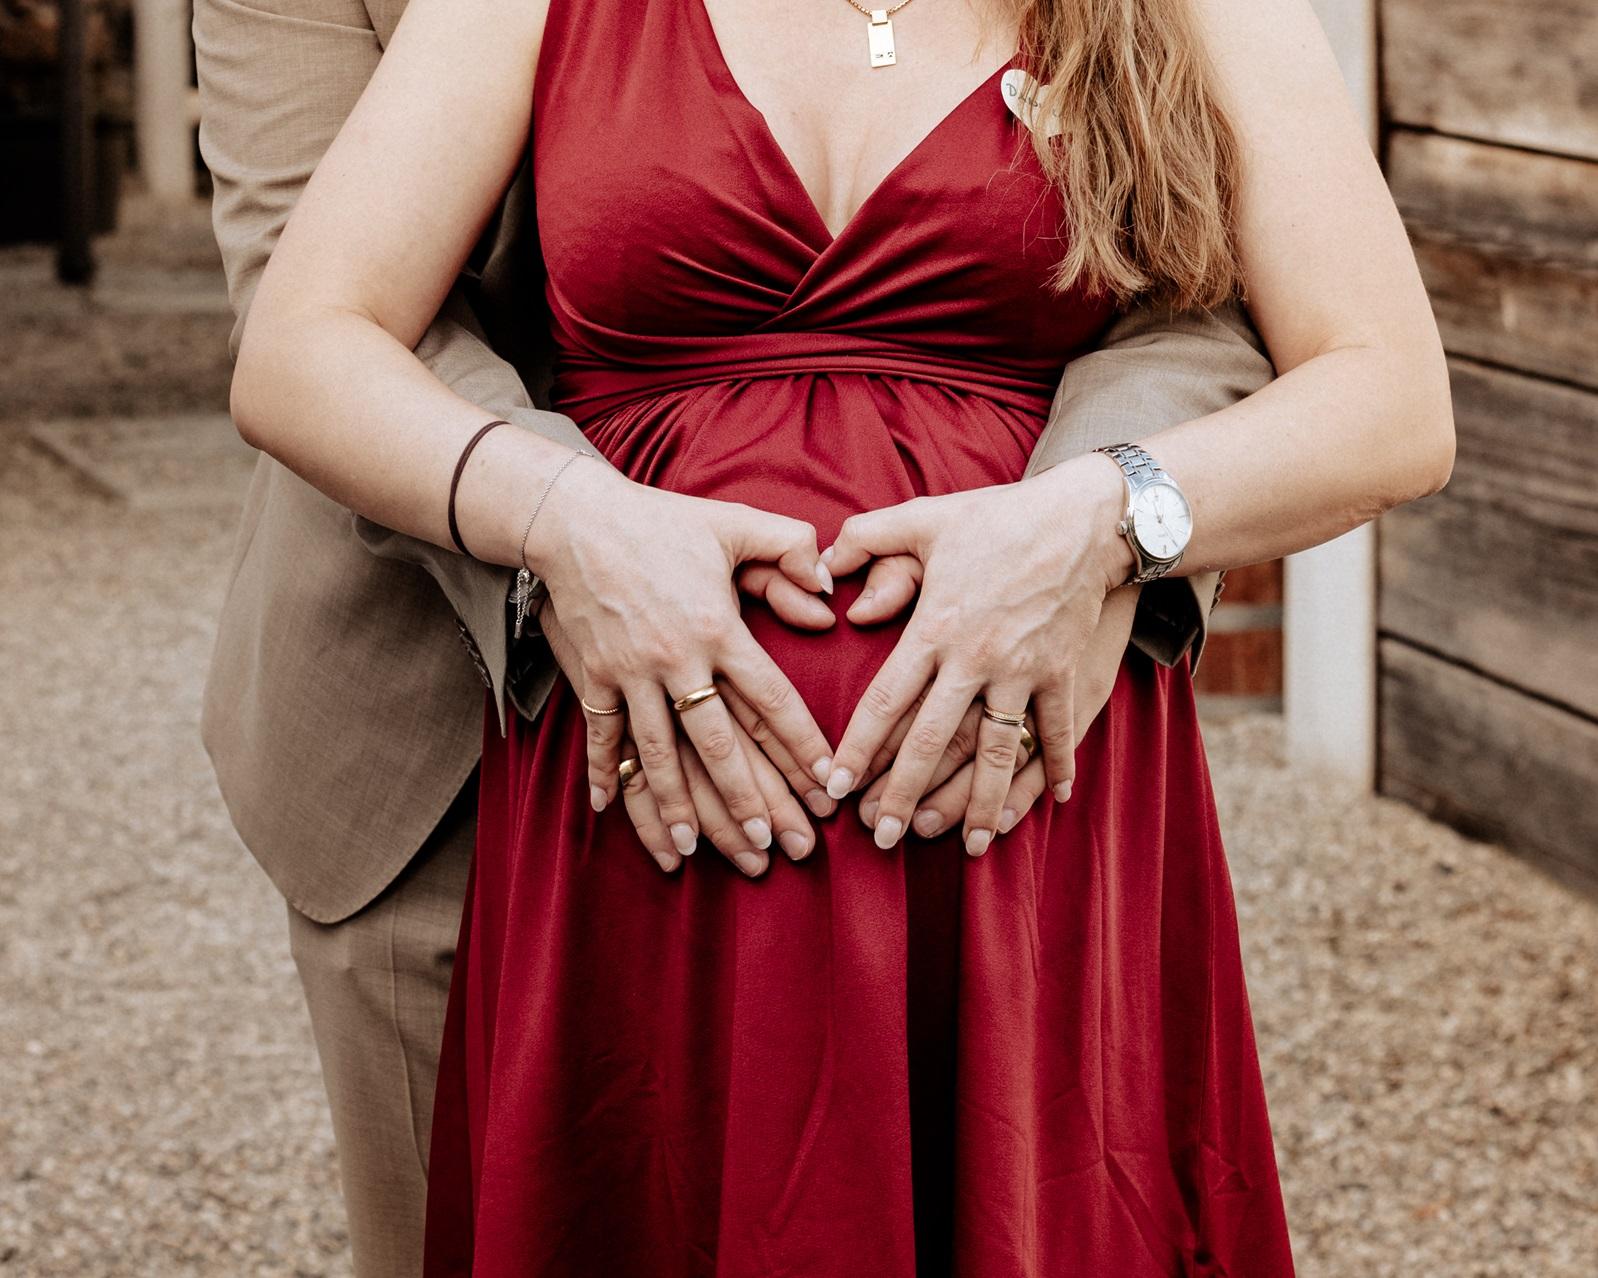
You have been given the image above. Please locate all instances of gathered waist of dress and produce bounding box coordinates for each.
[546,330,1061,427]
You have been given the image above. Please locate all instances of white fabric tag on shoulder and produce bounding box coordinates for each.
[1000,70,1064,140]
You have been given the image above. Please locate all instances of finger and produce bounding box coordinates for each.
[581,679,628,813]
[962,687,1029,857]
[900,717,1035,840]
[736,563,837,630]
[997,753,1048,837]
[670,676,774,852]
[820,501,928,578]
[1031,677,1078,803]
[626,682,702,858]
[615,734,683,872]
[865,670,982,849]
[858,685,929,794]
[678,738,769,878]
[827,636,938,800]
[719,634,835,793]
[858,695,978,829]
[723,507,832,595]
[845,554,922,626]
[745,738,816,863]
[720,682,835,819]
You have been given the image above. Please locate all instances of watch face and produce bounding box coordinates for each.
[1130,481,1193,561]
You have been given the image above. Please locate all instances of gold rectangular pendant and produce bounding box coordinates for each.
[867,10,896,68]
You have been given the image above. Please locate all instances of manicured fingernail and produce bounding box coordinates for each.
[859,797,879,828]
[874,816,903,849]
[817,562,834,594]
[734,851,767,877]
[805,789,835,817]
[826,767,855,800]
[778,829,811,860]
[998,806,1018,833]
[1052,781,1073,803]
[742,818,772,850]
[820,546,835,565]
[590,785,607,813]
[966,828,993,857]
[653,850,681,873]
[911,809,944,837]
[811,757,833,784]
[670,823,698,855]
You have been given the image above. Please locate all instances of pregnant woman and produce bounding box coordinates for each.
[229,0,1454,1272]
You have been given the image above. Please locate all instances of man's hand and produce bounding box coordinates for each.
[853,585,1138,846]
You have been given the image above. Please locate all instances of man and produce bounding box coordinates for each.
[192,0,1273,1271]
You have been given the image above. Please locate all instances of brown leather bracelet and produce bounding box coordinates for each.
[447,419,510,557]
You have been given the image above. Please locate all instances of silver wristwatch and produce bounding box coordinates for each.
[1095,442,1194,584]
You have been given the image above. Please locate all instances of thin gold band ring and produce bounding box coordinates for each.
[581,697,625,716]
[980,703,1028,727]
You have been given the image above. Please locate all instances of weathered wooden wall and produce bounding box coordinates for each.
[1377,0,1598,886]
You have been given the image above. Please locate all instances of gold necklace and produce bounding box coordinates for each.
[840,0,918,68]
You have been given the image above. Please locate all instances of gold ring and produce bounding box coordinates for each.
[980,703,1028,727]
[671,684,721,713]
[580,696,624,716]
[1018,724,1037,756]
[617,757,643,787]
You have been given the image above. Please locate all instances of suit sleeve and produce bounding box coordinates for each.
[193,0,593,733]
[1023,299,1275,674]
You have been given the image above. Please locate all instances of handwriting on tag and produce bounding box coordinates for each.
[1000,70,1064,140]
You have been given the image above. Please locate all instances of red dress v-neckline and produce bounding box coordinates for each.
[687,0,1017,250]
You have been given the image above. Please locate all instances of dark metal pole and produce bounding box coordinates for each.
[57,0,96,285]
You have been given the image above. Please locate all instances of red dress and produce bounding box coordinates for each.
[424,1,1295,1273]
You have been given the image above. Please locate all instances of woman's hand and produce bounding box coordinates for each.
[539,598,833,876]
[530,463,838,859]
[820,453,1134,854]
[853,584,1139,845]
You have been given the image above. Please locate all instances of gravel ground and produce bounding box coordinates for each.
[2,202,1594,1276]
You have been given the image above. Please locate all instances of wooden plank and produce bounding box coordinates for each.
[1379,359,1598,719]
[1382,0,1598,160]
[1388,131,1598,388]
[1379,639,1598,888]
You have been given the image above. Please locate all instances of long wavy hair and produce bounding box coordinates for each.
[1016,0,1246,310]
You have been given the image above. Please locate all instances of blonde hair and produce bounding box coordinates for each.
[1016,0,1245,310]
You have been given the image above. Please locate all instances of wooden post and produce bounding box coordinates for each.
[133,0,194,202]
[56,0,95,284]
[1282,0,1380,786]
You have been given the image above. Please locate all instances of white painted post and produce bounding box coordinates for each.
[133,0,194,201]
[1284,0,1380,786]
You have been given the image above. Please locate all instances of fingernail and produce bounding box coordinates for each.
[653,850,681,873]
[734,851,767,877]
[966,828,993,857]
[590,785,607,813]
[874,816,903,849]
[817,562,834,594]
[811,757,833,784]
[805,788,835,817]
[860,797,879,828]
[778,829,811,860]
[1052,781,1073,803]
[826,767,855,800]
[670,823,698,855]
[911,808,944,837]
[820,546,835,565]
[742,818,772,850]
[998,806,1018,833]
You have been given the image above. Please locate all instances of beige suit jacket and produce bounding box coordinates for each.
[193,0,1274,924]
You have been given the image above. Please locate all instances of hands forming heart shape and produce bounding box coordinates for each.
[533,450,1136,877]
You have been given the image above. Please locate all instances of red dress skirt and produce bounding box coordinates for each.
[424,0,1295,1273]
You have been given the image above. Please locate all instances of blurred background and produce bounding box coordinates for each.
[1,0,1594,1273]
